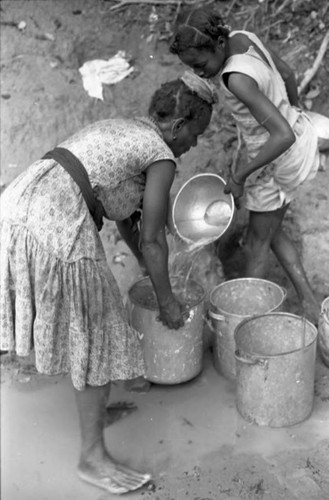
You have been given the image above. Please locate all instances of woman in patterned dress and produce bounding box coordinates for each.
[170,7,320,324]
[0,76,214,494]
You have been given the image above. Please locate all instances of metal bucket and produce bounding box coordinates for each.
[208,278,286,380]
[128,276,205,384]
[234,312,318,427]
[318,296,329,367]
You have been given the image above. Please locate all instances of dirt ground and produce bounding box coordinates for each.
[1,1,329,499]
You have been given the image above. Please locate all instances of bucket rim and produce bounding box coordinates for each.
[209,278,287,318]
[321,296,329,324]
[234,312,318,358]
[128,275,206,311]
[172,173,235,244]
[321,296,329,311]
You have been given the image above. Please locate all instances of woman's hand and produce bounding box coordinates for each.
[224,172,245,209]
[158,295,189,330]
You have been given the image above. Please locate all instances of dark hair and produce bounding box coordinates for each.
[148,79,212,123]
[170,7,230,55]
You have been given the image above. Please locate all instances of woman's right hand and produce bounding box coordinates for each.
[224,172,245,209]
[158,295,189,330]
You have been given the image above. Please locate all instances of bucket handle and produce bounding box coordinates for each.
[208,310,225,322]
[203,315,216,333]
[280,286,288,302]
[204,310,226,334]
[235,349,268,368]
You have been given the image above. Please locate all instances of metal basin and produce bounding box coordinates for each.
[169,173,234,245]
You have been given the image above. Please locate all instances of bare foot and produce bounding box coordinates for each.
[78,455,151,494]
[104,401,138,427]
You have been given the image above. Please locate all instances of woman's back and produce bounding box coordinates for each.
[0,118,174,261]
[217,31,299,149]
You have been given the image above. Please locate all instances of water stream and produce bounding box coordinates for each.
[168,199,232,301]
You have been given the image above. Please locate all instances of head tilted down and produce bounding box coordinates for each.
[170,8,231,79]
[149,76,215,157]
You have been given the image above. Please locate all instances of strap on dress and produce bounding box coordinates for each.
[42,147,105,231]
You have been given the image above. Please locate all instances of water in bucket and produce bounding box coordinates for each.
[130,274,203,311]
[128,276,205,384]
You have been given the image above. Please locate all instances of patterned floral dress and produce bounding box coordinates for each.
[0,117,175,390]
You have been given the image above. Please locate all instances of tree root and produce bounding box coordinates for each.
[110,0,213,12]
[298,30,329,95]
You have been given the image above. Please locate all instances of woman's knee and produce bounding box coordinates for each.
[247,207,287,246]
[245,223,272,251]
[244,236,269,260]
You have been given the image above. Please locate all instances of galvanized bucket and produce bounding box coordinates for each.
[128,276,205,384]
[234,312,318,427]
[208,278,286,380]
[318,296,329,367]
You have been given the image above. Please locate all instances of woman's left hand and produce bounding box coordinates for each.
[224,173,245,209]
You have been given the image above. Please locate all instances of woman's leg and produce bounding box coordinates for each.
[243,207,287,278]
[243,205,319,323]
[74,383,151,494]
[270,222,319,323]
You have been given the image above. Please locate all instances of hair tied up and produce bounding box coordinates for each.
[181,70,218,105]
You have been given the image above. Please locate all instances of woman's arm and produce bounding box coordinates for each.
[227,72,295,182]
[223,72,296,206]
[140,159,186,329]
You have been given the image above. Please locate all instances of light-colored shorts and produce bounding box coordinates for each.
[243,112,319,212]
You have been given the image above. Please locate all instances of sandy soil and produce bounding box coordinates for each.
[1,1,329,499]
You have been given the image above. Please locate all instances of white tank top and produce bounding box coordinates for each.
[217,30,299,156]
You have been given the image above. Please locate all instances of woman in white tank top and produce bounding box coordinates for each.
[170,7,320,324]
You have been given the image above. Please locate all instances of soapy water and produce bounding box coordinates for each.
[169,243,204,285]
[168,236,222,304]
[130,276,204,310]
[169,199,232,293]
[132,238,219,311]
